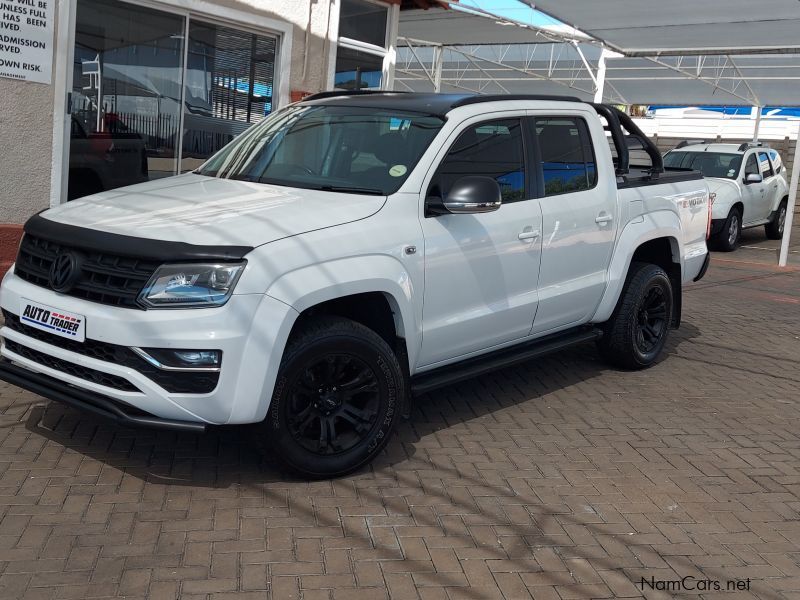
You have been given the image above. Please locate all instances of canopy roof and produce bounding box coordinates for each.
[396,4,800,106]
[528,0,800,56]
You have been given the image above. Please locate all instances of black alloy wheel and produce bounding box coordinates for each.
[266,317,404,478]
[634,285,669,354]
[287,353,380,455]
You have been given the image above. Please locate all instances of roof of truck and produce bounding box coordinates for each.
[299,91,583,117]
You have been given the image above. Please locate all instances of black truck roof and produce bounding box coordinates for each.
[299,90,583,118]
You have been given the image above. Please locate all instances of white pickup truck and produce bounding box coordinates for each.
[0,93,711,477]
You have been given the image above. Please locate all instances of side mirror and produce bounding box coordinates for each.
[441,176,502,214]
[744,173,763,184]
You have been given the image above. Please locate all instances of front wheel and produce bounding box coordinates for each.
[714,207,741,252]
[765,200,788,240]
[264,316,404,478]
[597,262,674,370]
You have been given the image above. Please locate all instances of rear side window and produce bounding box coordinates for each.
[769,150,782,172]
[758,151,774,178]
[744,154,759,176]
[431,119,526,203]
[534,117,597,197]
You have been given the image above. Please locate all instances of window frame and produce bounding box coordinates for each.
[426,116,533,209]
[744,152,760,177]
[529,115,599,198]
[334,0,393,91]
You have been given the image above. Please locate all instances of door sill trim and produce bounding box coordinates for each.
[410,326,602,396]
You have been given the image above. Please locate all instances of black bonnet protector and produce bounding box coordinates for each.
[24,214,253,262]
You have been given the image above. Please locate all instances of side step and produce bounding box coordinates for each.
[410,326,603,396]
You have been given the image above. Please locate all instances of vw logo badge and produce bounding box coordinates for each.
[49,252,81,293]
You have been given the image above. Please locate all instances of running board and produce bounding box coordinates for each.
[410,327,603,396]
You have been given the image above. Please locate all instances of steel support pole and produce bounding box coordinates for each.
[752,106,763,143]
[778,120,800,267]
[593,49,608,103]
[432,45,443,93]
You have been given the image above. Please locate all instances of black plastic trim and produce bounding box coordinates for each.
[693,252,711,283]
[24,214,253,262]
[410,326,602,396]
[617,170,704,189]
[0,360,207,432]
[709,218,726,236]
[452,94,582,108]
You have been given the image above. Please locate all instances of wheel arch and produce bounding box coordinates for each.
[592,213,683,325]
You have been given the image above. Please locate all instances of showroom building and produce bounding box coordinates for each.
[0,0,435,269]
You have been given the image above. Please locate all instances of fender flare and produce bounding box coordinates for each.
[266,254,421,368]
[592,211,682,323]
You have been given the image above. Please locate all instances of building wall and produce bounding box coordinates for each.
[0,0,347,269]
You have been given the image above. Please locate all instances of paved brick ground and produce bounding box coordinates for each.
[0,223,799,599]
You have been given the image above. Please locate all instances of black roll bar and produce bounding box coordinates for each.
[591,103,664,179]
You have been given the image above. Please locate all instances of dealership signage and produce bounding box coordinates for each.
[0,0,54,84]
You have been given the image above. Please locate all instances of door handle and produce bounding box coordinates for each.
[518,230,540,241]
[595,214,613,224]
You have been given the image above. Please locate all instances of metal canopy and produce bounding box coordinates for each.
[528,0,800,56]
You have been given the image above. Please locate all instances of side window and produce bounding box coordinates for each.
[758,151,774,178]
[744,154,759,177]
[535,117,597,197]
[432,119,526,203]
[769,150,782,173]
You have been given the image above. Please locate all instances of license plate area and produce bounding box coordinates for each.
[19,298,86,342]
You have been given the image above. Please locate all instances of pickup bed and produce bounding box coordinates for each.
[0,92,710,477]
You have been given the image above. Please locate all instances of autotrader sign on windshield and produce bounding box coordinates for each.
[0,0,54,84]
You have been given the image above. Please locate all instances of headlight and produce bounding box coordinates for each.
[138,262,246,308]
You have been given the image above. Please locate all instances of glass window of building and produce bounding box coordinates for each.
[334,0,390,91]
[68,0,279,199]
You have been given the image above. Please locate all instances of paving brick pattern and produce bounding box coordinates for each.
[0,226,799,599]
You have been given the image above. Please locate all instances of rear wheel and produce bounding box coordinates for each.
[714,207,742,252]
[265,317,404,478]
[597,262,673,370]
[765,199,788,240]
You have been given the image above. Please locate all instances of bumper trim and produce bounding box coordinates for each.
[0,360,207,433]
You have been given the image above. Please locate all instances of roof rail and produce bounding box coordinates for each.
[451,94,582,108]
[675,139,708,149]
[737,141,770,151]
[301,90,408,102]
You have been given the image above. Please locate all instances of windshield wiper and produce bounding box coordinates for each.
[318,185,385,196]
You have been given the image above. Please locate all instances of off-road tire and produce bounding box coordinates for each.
[597,262,673,370]
[265,316,404,478]
[765,199,788,240]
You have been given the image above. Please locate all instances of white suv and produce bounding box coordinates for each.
[664,142,789,251]
[0,93,710,477]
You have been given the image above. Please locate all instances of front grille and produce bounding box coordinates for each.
[3,311,220,394]
[4,339,139,392]
[14,234,160,309]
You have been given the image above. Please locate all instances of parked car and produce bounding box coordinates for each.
[0,93,711,477]
[664,142,789,251]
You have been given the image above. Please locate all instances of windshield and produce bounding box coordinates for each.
[199,104,444,195]
[664,151,743,179]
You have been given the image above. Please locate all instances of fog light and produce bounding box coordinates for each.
[132,347,222,371]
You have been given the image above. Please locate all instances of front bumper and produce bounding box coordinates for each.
[0,271,298,425]
[0,359,206,432]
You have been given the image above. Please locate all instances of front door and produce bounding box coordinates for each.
[418,117,543,367]
[741,152,766,224]
[529,115,617,335]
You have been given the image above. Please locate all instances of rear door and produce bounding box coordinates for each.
[758,151,780,221]
[528,114,618,335]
